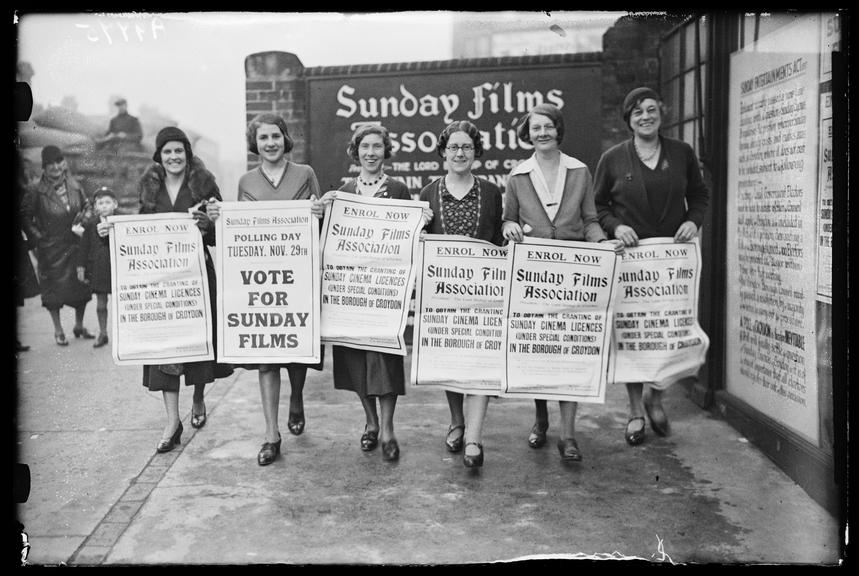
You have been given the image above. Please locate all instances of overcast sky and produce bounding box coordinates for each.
[16,11,625,194]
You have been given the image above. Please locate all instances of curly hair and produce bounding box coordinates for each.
[246,113,294,155]
[436,120,484,158]
[346,124,393,161]
[516,103,565,145]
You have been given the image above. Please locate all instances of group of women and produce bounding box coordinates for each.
[20,86,708,470]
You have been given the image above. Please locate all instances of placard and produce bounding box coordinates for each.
[609,238,709,387]
[215,201,320,364]
[109,213,213,365]
[320,193,428,355]
[411,235,507,394]
[502,238,619,403]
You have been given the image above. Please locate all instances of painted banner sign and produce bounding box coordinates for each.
[307,58,602,195]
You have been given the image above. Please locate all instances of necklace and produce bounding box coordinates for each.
[357,173,384,187]
[357,173,386,196]
[634,139,661,163]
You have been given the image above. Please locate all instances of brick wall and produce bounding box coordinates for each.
[600,14,685,151]
[244,51,309,168]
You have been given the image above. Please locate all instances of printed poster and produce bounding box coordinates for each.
[502,237,620,403]
[109,213,213,365]
[215,201,320,364]
[609,238,709,386]
[320,193,428,355]
[411,235,507,394]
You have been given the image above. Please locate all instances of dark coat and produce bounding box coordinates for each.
[136,156,232,388]
[78,218,113,294]
[593,136,710,239]
[20,174,92,309]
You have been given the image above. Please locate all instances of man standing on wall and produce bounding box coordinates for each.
[99,97,143,150]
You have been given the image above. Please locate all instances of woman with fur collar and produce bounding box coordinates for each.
[138,126,233,454]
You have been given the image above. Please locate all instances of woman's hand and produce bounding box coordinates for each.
[71,223,85,237]
[420,206,434,227]
[311,191,337,219]
[96,221,112,238]
[601,238,625,254]
[76,266,87,283]
[205,199,222,222]
[502,221,524,243]
[614,224,639,247]
[191,208,211,231]
[674,221,698,242]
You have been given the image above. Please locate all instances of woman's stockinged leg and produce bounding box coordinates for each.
[161,389,181,440]
[534,399,549,427]
[627,382,645,417]
[445,390,466,450]
[559,401,578,440]
[192,382,206,417]
[464,394,490,456]
[361,395,379,433]
[73,303,88,331]
[48,308,64,335]
[446,391,465,428]
[258,369,282,443]
[379,394,397,443]
[96,294,109,334]
[286,365,307,417]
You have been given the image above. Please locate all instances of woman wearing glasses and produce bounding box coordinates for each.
[419,120,504,468]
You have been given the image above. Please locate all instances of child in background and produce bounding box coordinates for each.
[77,187,118,348]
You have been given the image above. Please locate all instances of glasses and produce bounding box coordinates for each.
[446,144,475,153]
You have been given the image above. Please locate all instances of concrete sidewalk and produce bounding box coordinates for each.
[15,298,841,565]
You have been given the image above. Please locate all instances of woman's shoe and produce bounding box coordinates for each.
[156,422,183,454]
[445,424,465,453]
[257,433,282,466]
[190,409,207,429]
[625,416,646,446]
[463,442,484,468]
[93,333,109,348]
[557,438,583,462]
[381,438,400,461]
[287,411,305,436]
[528,422,549,449]
[360,427,379,451]
[54,332,68,346]
[73,326,96,339]
[644,396,671,437]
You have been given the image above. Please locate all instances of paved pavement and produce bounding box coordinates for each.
[15,297,842,565]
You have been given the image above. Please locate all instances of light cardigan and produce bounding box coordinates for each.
[502,152,606,242]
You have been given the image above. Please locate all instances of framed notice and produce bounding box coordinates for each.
[726,15,821,443]
[108,213,213,365]
[502,237,620,403]
[411,235,507,394]
[320,193,428,355]
[214,201,320,364]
